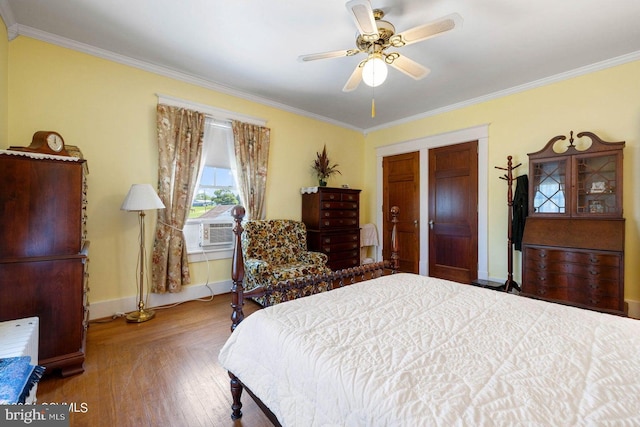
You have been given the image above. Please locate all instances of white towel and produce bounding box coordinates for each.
[360,223,379,247]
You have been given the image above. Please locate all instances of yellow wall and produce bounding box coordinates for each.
[0,18,8,146]
[3,30,639,309]
[364,60,640,302]
[4,36,364,305]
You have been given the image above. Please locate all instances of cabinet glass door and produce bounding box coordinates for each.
[532,159,567,214]
[575,153,619,216]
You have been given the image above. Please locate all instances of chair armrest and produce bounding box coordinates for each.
[298,251,328,266]
[244,258,273,276]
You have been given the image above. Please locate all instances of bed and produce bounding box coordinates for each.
[219,206,640,426]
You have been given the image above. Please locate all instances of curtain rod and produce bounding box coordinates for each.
[156,93,267,127]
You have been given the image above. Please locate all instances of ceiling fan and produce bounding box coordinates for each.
[299,0,463,92]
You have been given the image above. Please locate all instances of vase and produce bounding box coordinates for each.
[319,179,327,187]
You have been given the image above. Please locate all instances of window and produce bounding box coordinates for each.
[156,93,266,261]
[184,119,240,259]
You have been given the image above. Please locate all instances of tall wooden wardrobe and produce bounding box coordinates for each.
[0,149,89,376]
[521,131,625,315]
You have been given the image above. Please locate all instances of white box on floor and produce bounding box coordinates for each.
[0,317,40,403]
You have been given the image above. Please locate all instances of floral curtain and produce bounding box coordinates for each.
[231,121,270,219]
[152,104,205,293]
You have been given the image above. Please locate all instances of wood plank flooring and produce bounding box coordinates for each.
[36,295,272,427]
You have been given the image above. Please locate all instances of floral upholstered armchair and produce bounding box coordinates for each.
[241,219,331,306]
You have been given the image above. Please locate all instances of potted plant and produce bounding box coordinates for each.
[313,145,341,186]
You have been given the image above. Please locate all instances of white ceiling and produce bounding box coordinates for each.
[2,0,640,132]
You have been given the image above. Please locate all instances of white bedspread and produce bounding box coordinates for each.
[218,273,640,426]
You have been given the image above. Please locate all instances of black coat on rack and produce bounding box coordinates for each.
[512,175,529,251]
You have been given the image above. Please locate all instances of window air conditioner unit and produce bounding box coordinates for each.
[199,222,234,247]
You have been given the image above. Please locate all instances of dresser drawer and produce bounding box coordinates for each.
[528,284,570,301]
[320,201,358,210]
[321,191,359,203]
[526,247,620,267]
[571,265,620,282]
[562,251,620,267]
[321,240,359,253]
[528,262,619,278]
[569,289,621,311]
[326,250,360,270]
[319,218,358,228]
[320,209,358,218]
[525,248,571,264]
[321,232,359,245]
[578,276,620,295]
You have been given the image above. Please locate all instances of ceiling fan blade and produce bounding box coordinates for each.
[342,63,364,92]
[390,13,462,47]
[388,54,431,80]
[298,49,360,62]
[346,0,379,41]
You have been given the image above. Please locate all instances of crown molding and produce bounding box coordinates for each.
[7,22,640,136]
[0,0,18,40]
[13,24,363,133]
[364,49,640,134]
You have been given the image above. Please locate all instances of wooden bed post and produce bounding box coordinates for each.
[230,205,246,332]
[229,205,246,420]
[390,206,400,273]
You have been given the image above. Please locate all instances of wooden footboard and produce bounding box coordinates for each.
[229,205,399,331]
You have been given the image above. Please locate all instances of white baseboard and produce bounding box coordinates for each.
[626,299,640,319]
[88,279,232,321]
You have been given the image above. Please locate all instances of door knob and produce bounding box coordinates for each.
[429,220,434,229]
[414,220,419,228]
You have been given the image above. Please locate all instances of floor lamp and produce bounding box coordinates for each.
[121,184,165,323]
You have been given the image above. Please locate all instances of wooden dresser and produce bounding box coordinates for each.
[0,150,89,376]
[301,187,361,270]
[521,131,625,314]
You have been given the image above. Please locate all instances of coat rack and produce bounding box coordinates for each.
[495,156,521,293]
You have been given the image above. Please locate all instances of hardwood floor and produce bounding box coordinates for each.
[37,295,273,427]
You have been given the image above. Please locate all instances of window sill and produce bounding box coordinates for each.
[187,247,233,263]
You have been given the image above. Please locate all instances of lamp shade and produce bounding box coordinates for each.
[121,184,165,211]
[362,54,388,87]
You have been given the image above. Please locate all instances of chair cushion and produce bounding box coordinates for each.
[242,220,308,265]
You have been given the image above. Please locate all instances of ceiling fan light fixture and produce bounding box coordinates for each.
[362,54,388,87]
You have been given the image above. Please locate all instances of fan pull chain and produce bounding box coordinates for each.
[371,85,376,118]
